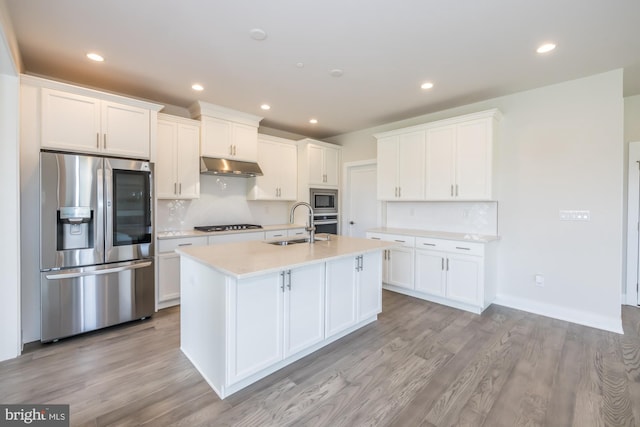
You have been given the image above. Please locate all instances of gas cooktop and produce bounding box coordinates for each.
[194,224,263,232]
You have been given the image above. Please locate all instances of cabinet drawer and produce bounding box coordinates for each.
[416,237,484,256]
[367,233,415,248]
[158,236,208,253]
[265,230,287,239]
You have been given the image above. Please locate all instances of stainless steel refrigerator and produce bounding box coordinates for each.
[40,151,154,342]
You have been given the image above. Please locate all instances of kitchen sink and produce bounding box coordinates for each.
[266,238,310,246]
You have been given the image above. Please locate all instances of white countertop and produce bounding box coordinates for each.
[157,224,305,240]
[176,234,395,279]
[367,227,500,243]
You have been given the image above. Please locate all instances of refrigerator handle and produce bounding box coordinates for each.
[45,260,152,280]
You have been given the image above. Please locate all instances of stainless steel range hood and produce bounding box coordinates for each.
[200,157,263,177]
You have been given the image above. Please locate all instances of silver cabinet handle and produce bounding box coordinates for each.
[394,239,405,243]
[398,187,401,197]
[450,185,454,196]
[280,271,285,292]
[446,258,449,271]
[370,237,381,240]
[174,183,177,194]
[96,133,100,148]
[229,145,233,155]
[272,234,284,237]
[234,145,237,156]
[388,250,391,260]
[456,246,471,251]
[179,183,182,195]
[441,258,444,270]
[103,134,107,149]
[177,243,192,247]
[422,242,436,246]
[286,270,292,290]
[455,184,458,197]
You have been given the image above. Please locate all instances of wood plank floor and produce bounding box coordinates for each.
[1,291,639,426]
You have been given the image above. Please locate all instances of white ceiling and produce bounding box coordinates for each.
[5,0,640,139]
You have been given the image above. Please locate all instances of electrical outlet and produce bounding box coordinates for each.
[535,274,545,287]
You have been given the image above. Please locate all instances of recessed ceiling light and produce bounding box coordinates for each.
[250,28,267,41]
[536,43,556,54]
[296,62,305,68]
[421,82,434,90]
[192,83,204,91]
[309,119,318,124]
[260,104,271,110]
[329,68,344,77]
[86,52,104,62]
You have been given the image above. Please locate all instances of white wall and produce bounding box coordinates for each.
[330,70,625,333]
[0,0,21,360]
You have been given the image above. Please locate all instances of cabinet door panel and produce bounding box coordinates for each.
[201,116,231,158]
[358,252,382,321]
[325,257,357,337]
[426,125,455,199]
[377,137,398,200]
[324,146,340,186]
[233,123,258,161]
[252,140,280,199]
[456,119,491,200]
[446,254,482,305]
[41,88,101,153]
[307,144,325,185]
[176,123,200,199]
[158,253,180,302]
[102,101,150,158]
[156,120,178,198]
[279,143,298,200]
[285,264,325,357]
[387,247,414,289]
[230,274,283,384]
[415,250,446,296]
[397,131,425,200]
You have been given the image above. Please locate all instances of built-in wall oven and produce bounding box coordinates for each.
[310,188,338,234]
[40,151,154,342]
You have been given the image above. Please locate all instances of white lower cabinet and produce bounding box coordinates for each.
[369,231,496,314]
[156,236,208,308]
[325,252,382,338]
[228,263,325,385]
[368,233,415,289]
[414,249,446,296]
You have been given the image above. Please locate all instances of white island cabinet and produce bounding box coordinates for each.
[177,235,392,399]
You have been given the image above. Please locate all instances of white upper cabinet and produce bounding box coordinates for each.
[376,131,426,200]
[299,139,341,188]
[156,114,200,199]
[189,101,262,163]
[247,135,297,201]
[375,109,500,202]
[41,87,158,159]
[426,117,494,200]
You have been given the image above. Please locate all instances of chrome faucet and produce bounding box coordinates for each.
[290,201,315,243]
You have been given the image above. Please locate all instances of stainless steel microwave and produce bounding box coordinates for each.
[310,188,338,213]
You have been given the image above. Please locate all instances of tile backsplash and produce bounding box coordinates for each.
[156,175,292,231]
[385,201,498,236]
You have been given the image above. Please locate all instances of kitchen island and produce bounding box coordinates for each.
[176,234,395,399]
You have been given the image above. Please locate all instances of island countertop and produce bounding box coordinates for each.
[176,234,395,279]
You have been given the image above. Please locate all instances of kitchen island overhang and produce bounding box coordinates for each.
[177,235,396,399]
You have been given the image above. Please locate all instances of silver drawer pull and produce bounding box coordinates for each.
[394,239,405,243]
[370,237,381,240]
[456,246,471,250]
[178,243,193,247]
[422,243,436,246]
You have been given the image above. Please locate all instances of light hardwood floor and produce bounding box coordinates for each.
[1,291,639,426]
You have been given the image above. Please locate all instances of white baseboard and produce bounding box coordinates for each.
[494,294,623,334]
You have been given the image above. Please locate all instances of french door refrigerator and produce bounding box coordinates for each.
[40,151,154,342]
